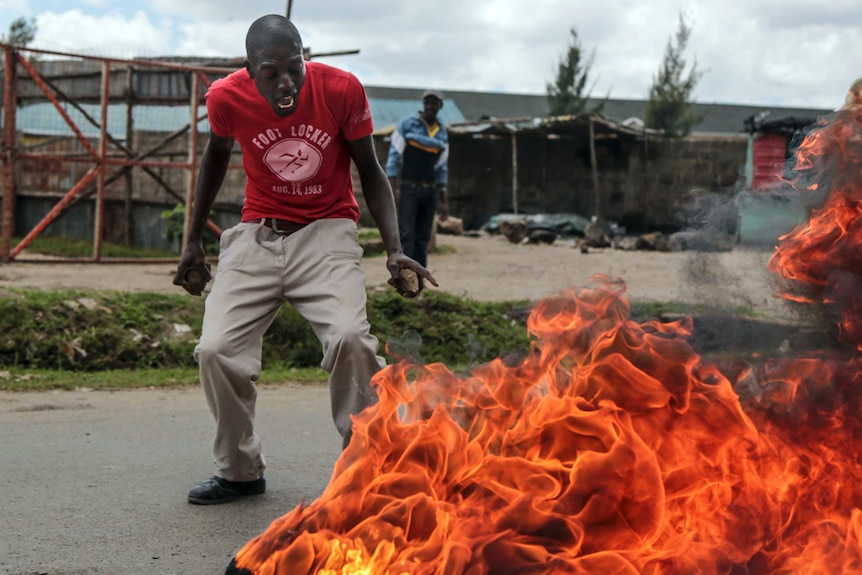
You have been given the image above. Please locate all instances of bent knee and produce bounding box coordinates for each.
[323,325,379,360]
[194,336,235,364]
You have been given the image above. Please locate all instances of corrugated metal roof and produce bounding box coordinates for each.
[365,85,550,123]
[366,85,834,135]
[14,103,206,138]
[10,98,467,138]
[8,57,232,104]
[367,97,466,132]
[1,58,832,136]
[446,113,661,138]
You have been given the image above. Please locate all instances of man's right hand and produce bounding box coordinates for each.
[173,243,212,296]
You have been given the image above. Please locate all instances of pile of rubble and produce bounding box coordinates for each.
[437,213,736,253]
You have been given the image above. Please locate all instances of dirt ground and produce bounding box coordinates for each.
[0,232,792,317]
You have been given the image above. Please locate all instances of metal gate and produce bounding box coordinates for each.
[0,43,238,263]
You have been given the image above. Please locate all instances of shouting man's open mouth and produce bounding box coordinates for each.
[276,94,295,111]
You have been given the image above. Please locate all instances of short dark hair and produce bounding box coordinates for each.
[245,15,303,62]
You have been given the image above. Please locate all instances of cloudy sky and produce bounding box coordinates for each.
[1,0,859,110]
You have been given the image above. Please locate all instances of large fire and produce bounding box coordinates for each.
[767,78,862,348]
[227,82,862,575]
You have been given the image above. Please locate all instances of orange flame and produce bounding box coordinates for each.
[768,79,862,348]
[229,277,862,575]
[229,80,862,575]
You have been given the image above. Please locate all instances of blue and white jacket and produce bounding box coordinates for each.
[385,114,449,186]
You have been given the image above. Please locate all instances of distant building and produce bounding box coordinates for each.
[742,113,819,190]
[0,53,837,251]
[7,57,833,138]
[365,85,833,137]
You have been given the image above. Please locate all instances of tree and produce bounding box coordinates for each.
[547,28,604,117]
[2,17,37,46]
[644,13,705,137]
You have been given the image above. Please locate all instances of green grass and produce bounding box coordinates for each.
[0,287,533,389]
[630,300,760,320]
[0,278,762,393]
[0,365,327,391]
[14,231,451,261]
[358,228,381,241]
[15,235,177,259]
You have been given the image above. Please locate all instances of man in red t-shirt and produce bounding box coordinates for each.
[174,14,437,505]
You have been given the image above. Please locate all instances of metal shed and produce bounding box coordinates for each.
[445,114,658,230]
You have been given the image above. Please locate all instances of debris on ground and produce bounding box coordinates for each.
[480,212,736,252]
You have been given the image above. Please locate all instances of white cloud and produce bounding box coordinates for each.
[0,0,28,13]
[1,0,858,108]
[32,9,173,58]
[175,20,246,57]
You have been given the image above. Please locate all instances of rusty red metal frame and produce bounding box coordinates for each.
[1,43,233,263]
[1,47,17,261]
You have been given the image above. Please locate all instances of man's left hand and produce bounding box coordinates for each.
[386,253,438,298]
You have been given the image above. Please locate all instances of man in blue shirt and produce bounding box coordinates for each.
[386,89,449,268]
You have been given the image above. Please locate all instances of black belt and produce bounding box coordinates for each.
[256,218,308,236]
[401,180,437,188]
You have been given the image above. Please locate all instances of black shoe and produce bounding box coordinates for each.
[187,475,266,505]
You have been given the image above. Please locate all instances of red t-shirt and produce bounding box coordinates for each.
[206,62,374,223]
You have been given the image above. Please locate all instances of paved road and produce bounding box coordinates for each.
[0,385,342,575]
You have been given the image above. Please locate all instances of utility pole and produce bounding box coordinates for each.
[286,0,293,19]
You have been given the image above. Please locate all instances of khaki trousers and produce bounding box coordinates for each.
[194,219,384,482]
